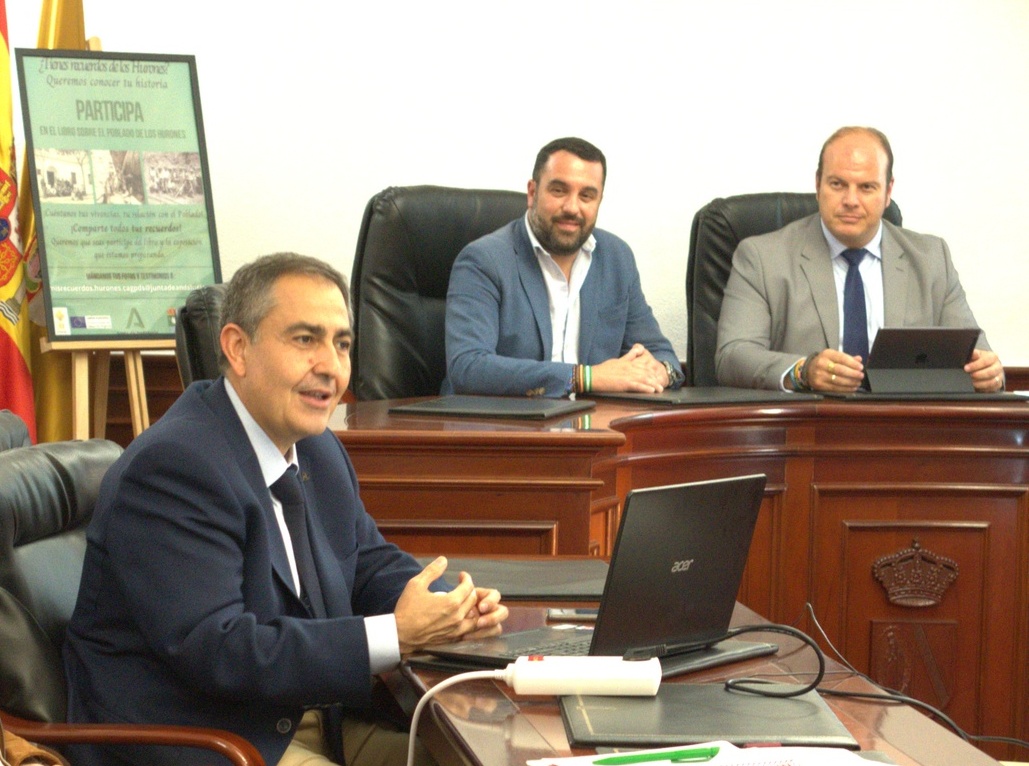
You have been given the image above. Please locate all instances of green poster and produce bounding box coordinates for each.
[16,50,219,340]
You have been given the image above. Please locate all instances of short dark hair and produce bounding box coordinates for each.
[532,137,607,186]
[816,126,894,185]
[219,252,350,371]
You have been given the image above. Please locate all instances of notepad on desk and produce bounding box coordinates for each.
[527,740,892,765]
[559,683,859,750]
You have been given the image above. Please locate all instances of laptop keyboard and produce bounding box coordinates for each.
[514,636,592,656]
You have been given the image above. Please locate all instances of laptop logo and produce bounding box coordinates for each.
[671,559,695,573]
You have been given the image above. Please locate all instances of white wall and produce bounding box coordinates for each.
[9,0,1029,364]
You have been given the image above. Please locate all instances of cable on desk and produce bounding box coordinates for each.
[406,669,502,766]
[802,602,1029,755]
[721,623,826,698]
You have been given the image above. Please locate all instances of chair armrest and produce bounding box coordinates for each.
[1,711,265,766]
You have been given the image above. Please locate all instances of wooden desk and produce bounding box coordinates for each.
[393,603,1004,766]
[333,397,1029,758]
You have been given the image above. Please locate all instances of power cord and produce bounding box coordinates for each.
[405,669,501,766]
[721,623,826,697]
[801,602,1029,754]
[404,657,662,766]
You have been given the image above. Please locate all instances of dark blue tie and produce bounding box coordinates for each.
[841,248,869,360]
[270,468,326,618]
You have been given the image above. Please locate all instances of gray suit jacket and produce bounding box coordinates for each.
[715,214,988,389]
[442,218,681,397]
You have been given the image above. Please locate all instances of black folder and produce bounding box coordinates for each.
[560,683,859,749]
[388,395,595,419]
[588,386,821,406]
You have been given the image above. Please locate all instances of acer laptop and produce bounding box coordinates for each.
[422,474,777,678]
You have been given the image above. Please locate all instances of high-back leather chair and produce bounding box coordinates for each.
[685,192,902,387]
[0,410,31,451]
[0,439,264,766]
[350,185,526,400]
[175,283,227,387]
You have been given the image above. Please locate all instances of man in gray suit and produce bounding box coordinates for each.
[715,126,1004,393]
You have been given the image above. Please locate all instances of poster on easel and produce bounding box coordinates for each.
[14,48,220,341]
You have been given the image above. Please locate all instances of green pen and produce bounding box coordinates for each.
[592,745,720,765]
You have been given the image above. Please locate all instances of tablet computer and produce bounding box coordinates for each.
[865,327,979,394]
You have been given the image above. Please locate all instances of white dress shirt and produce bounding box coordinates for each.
[524,214,596,364]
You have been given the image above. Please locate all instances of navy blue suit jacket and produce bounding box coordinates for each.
[442,218,681,397]
[64,379,427,766]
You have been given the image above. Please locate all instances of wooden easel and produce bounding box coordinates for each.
[40,337,175,441]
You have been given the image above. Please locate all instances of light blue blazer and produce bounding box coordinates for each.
[443,218,680,397]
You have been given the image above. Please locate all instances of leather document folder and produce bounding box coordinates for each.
[588,386,821,406]
[389,395,595,419]
[560,683,859,749]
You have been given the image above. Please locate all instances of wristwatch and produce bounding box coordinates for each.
[661,360,680,386]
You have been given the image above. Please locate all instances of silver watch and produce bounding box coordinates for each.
[662,360,678,385]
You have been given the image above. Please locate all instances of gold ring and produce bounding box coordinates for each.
[827,361,835,373]
[831,373,836,383]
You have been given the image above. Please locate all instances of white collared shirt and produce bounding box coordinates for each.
[224,380,400,672]
[524,214,595,363]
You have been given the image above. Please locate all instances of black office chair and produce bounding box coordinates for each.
[350,185,526,400]
[174,283,227,388]
[685,193,902,387]
[0,439,264,765]
[0,410,31,451]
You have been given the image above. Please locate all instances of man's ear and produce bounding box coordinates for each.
[526,179,536,210]
[220,323,249,377]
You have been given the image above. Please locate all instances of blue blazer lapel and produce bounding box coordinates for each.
[296,455,350,617]
[513,224,553,359]
[577,255,601,360]
[202,379,306,606]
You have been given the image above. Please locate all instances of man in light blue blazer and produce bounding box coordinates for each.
[716,127,1004,393]
[442,137,683,398]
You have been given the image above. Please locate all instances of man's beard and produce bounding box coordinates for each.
[528,205,593,257]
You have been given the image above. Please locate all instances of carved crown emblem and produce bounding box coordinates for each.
[872,540,959,608]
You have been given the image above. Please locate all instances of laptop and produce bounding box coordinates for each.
[422,474,778,678]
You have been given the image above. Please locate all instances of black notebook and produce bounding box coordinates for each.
[388,395,595,419]
[588,386,821,406]
[560,683,859,749]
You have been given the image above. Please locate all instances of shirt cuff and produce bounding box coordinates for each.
[365,613,401,673]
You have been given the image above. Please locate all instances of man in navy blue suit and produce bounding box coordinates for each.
[442,136,683,398]
[64,253,508,766]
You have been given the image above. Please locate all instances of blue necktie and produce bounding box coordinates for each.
[841,248,869,360]
[270,467,326,618]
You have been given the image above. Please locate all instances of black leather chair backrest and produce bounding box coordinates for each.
[685,192,902,387]
[175,283,227,387]
[350,185,526,401]
[0,439,123,722]
[0,410,31,451]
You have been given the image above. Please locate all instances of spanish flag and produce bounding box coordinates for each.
[17,0,88,442]
[0,0,36,442]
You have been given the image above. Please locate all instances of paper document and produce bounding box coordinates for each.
[527,739,877,765]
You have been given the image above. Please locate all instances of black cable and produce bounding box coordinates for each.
[801,602,1029,754]
[722,623,825,698]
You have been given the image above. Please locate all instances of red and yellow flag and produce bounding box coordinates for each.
[17,0,87,442]
[0,0,37,442]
